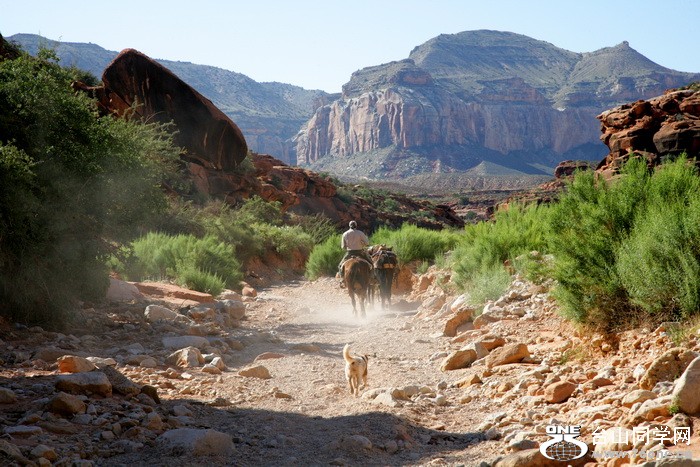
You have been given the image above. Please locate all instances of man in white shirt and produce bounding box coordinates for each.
[338,221,371,279]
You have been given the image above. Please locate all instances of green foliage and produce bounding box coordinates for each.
[370,224,462,265]
[463,263,512,307]
[177,267,226,296]
[305,235,344,280]
[120,232,242,292]
[0,51,180,326]
[548,155,700,330]
[289,213,337,244]
[451,203,550,289]
[235,195,284,226]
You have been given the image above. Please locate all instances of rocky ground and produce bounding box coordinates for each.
[2,267,700,467]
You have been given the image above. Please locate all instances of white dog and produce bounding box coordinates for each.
[343,344,368,396]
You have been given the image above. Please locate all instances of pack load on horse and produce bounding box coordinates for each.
[369,244,398,310]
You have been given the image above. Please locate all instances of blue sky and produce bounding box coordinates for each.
[2,0,699,92]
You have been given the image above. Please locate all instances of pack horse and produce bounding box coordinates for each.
[370,245,398,310]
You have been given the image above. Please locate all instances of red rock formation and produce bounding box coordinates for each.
[296,87,600,168]
[70,48,463,231]
[78,48,248,171]
[596,88,700,177]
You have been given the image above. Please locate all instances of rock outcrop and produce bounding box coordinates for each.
[596,86,700,177]
[74,48,248,171]
[69,48,463,230]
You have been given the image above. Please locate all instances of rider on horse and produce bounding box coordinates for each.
[338,221,372,282]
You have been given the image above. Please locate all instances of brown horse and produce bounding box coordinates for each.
[343,257,372,318]
[370,245,398,310]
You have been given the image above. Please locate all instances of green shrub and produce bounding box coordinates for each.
[548,155,700,330]
[0,50,179,327]
[177,266,226,296]
[289,213,337,244]
[370,224,462,265]
[451,203,550,290]
[464,264,512,306]
[236,195,284,226]
[124,232,242,291]
[254,224,314,256]
[615,172,700,320]
[305,235,344,280]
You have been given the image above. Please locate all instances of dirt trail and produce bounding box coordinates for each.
[192,277,497,466]
[4,273,696,466]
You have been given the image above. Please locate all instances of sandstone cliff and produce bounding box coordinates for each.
[296,31,700,180]
[596,85,700,176]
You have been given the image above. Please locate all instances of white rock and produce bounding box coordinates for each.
[342,435,372,451]
[145,304,179,322]
[162,336,209,350]
[672,356,700,415]
[157,428,234,456]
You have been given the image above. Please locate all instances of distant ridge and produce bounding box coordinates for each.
[8,33,330,165]
[9,31,699,187]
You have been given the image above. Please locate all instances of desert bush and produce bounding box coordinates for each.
[614,159,700,320]
[123,232,242,291]
[370,224,462,265]
[177,266,226,296]
[305,235,344,280]
[289,213,337,244]
[0,49,179,326]
[548,155,700,330]
[463,263,512,306]
[451,203,550,289]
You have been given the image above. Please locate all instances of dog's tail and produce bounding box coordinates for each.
[343,344,354,364]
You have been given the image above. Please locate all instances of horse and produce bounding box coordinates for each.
[342,257,373,318]
[370,245,398,310]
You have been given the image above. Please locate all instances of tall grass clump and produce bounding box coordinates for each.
[305,235,344,280]
[370,224,463,264]
[121,232,242,293]
[451,202,551,298]
[548,155,700,330]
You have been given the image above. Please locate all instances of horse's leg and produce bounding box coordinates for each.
[349,289,357,317]
[386,270,394,309]
[359,290,366,319]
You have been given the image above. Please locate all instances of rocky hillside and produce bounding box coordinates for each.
[7,33,331,165]
[296,31,700,181]
[63,43,463,231]
[10,31,699,186]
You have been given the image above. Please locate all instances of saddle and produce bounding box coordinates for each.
[370,245,398,269]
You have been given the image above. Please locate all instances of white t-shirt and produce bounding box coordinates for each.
[342,228,369,251]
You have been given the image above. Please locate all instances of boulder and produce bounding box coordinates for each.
[55,372,112,397]
[156,428,234,456]
[544,381,577,403]
[57,355,97,373]
[672,356,700,415]
[238,365,271,379]
[639,348,698,390]
[443,306,476,337]
[144,304,180,322]
[440,348,478,371]
[485,343,530,368]
[166,347,205,368]
[47,392,86,416]
[106,278,144,302]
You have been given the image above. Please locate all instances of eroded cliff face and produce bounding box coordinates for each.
[295,32,699,179]
[295,86,601,168]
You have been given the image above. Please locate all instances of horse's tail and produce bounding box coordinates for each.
[348,260,370,291]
